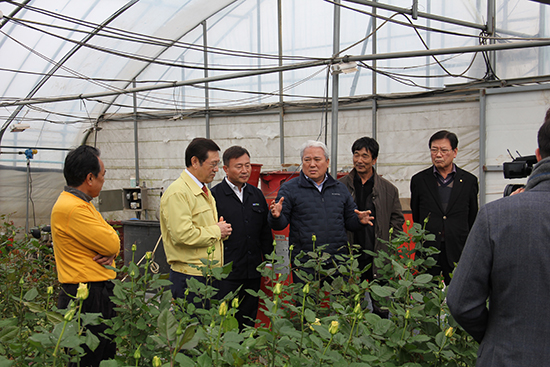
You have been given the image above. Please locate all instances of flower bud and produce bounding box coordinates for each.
[272,239,277,248]
[309,318,321,331]
[405,309,410,319]
[64,308,76,321]
[152,356,162,367]
[406,220,411,227]
[329,320,339,335]
[207,245,215,255]
[273,282,282,295]
[289,244,294,253]
[423,216,429,224]
[184,288,190,297]
[311,234,317,243]
[176,324,183,335]
[145,251,153,260]
[131,243,137,252]
[19,277,24,285]
[445,327,454,338]
[219,301,228,316]
[354,293,360,302]
[47,286,54,295]
[303,283,310,294]
[133,346,141,360]
[232,298,239,309]
[353,303,361,314]
[130,270,136,277]
[76,283,89,300]
[389,227,393,236]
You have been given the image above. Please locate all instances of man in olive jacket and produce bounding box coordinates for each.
[339,137,404,282]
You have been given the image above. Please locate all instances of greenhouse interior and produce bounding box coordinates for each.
[1,0,550,231]
[1,0,550,365]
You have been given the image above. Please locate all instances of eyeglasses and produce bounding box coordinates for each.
[430,148,452,155]
[205,161,221,169]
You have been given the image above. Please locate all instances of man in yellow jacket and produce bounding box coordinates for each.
[51,145,120,367]
[160,138,232,306]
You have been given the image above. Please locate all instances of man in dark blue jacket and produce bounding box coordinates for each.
[268,140,374,281]
[211,146,273,328]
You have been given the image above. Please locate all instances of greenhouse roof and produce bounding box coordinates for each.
[1,0,549,168]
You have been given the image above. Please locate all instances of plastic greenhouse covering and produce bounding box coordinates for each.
[1,0,549,168]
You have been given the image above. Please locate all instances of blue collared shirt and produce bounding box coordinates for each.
[306,173,328,192]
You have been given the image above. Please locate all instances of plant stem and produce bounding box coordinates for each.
[322,335,334,357]
[53,319,69,362]
[298,293,306,358]
[344,315,357,356]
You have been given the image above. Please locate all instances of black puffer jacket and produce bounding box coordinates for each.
[268,171,364,261]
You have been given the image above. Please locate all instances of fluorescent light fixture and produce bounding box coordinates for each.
[10,123,30,132]
[330,61,358,75]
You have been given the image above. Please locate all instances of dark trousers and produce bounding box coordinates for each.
[428,241,453,285]
[169,270,220,309]
[57,281,116,367]
[218,277,261,328]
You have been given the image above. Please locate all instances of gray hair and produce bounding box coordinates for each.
[300,140,329,160]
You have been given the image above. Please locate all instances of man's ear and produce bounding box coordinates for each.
[191,156,199,167]
[536,148,542,162]
[86,173,94,186]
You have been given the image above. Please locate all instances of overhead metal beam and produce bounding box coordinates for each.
[3,39,550,109]
[0,0,140,146]
[344,0,486,31]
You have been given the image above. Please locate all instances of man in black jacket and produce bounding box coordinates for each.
[268,140,374,281]
[410,130,478,284]
[211,146,273,328]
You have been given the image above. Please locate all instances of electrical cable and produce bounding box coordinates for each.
[7,1,320,62]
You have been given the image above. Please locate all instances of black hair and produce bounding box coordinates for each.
[222,146,250,165]
[538,108,550,159]
[63,145,101,187]
[351,137,379,159]
[185,138,221,167]
[428,130,458,150]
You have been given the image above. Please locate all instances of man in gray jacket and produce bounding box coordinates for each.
[339,137,404,282]
[447,108,550,366]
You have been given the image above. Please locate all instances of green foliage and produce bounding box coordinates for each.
[0,214,478,366]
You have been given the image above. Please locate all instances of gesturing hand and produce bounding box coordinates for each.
[355,209,374,226]
[270,197,284,218]
[217,216,232,238]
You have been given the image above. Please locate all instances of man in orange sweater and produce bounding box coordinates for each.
[51,145,120,367]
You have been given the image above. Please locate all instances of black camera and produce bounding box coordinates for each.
[503,154,537,196]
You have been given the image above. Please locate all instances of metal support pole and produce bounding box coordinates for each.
[202,21,210,139]
[132,80,140,188]
[412,0,418,20]
[425,0,431,88]
[350,17,373,96]
[132,79,141,219]
[372,99,377,140]
[330,0,341,176]
[278,0,285,165]
[539,4,547,76]
[487,0,496,78]
[479,89,487,206]
[372,0,377,96]
[26,158,30,234]
[257,0,262,104]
